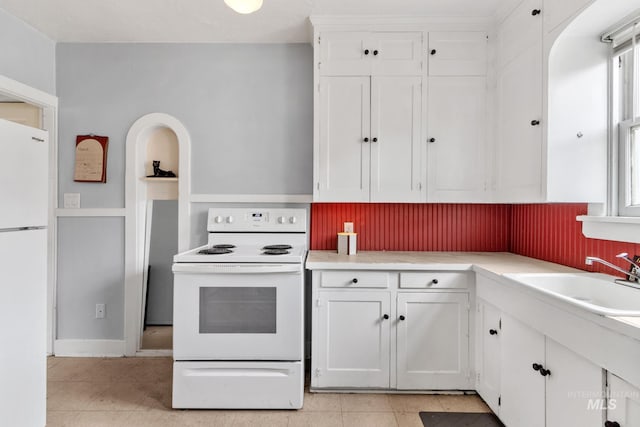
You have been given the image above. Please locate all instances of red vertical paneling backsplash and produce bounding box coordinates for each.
[310,203,640,278]
[509,204,640,277]
[310,204,511,252]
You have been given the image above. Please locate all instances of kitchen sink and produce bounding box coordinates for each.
[502,273,640,317]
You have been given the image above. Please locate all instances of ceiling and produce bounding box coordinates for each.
[0,0,505,43]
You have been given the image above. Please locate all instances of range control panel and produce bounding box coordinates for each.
[207,208,308,233]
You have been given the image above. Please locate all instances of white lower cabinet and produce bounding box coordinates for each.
[607,374,640,427]
[311,270,471,391]
[481,312,604,427]
[396,293,470,389]
[314,291,391,388]
[476,298,502,414]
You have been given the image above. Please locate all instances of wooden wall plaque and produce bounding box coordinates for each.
[74,135,108,182]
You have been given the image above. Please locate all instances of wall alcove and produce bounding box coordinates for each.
[124,113,191,356]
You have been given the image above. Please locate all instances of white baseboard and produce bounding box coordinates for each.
[54,339,125,357]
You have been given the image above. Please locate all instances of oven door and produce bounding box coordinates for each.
[172,263,303,361]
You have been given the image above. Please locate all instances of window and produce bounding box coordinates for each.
[612,26,640,216]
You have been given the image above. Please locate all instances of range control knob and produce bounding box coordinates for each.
[278,216,286,224]
[289,216,297,224]
[226,216,234,224]
[214,216,223,224]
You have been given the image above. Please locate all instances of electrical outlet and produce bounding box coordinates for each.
[95,304,105,319]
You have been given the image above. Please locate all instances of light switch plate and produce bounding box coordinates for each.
[64,193,80,209]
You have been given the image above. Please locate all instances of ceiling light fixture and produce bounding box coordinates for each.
[224,0,263,14]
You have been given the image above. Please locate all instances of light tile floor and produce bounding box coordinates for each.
[47,357,492,427]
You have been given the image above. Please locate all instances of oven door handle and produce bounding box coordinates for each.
[172,263,302,274]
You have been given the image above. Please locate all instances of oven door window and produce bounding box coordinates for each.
[199,287,276,334]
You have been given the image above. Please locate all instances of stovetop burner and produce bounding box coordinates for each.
[212,244,236,249]
[198,247,233,255]
[262,244,293,250]
[262,248,291,255]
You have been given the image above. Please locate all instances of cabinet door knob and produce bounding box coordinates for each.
[364,137,369,142]
[430,49,437,55]
[531,119,540,126]
[372,137,378,142]
[540,368,551,377]
[373,50,379,56]
[489,329,498,335]
[364,49,370,55]
[532,363,542,371]
[383,314,389,320]
[399,315,406,321]
[351,278,358,284]
[531,9,541,16]
[429,137,436,143]
[605,421,621,427]
[431,279,438,284]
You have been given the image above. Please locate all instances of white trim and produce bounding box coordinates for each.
[0,74,58,356]
[189,194,313,203]
[309,15,492,27]
[577,215,640,243]
[124,113,191,356]
[53,339,125,357]
[55,208,126,217]
[136,349,173,357]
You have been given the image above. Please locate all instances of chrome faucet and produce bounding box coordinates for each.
[585,255,640,286]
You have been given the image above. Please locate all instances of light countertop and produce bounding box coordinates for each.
[306,251,581,275]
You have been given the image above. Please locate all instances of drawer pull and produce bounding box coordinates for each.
[431,279,439,285]
[351,278,358,284]
[531,9,541,16]
[383,314,389,320]
[364,49,370,55]
[399,315,406,321]
[605,421,621,427]
[489,329,498,335]
[540,368,551,377]
[532,363,542,371]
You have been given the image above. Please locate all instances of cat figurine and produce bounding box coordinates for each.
[148,160,176,178]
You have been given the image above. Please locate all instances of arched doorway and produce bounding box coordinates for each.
[124,113,191,356]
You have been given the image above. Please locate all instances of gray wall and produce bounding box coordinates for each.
[56,217,124,340]
[0,8,55,94]
[146,200,178,325]
[55,43,313,341]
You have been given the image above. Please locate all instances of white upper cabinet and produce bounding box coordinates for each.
[316,75,422,202]
[498,0,543,68]
[316,76,370,202]
[428,76,487,202]
[495,44,543,202]
[428,31,488,76]
[370,76,423,202]
[319,31,423,76]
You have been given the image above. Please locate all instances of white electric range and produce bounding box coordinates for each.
[172,207,307,409]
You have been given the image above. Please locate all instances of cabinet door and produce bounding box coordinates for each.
[500,313,545,427]
[476,299,501,414]
[607,374,640,427]
[370,76,423,202]
[428,32,487,76]
[316,76,371,202]
[371,32,423,76]
[319,32,372,75]
[495,43,544,202]
[427,76,487,202]
[498,0,543,68]
[545,338,604,427]
[543,0,593,34]
[314,291,391,388]
[396,293,470,390]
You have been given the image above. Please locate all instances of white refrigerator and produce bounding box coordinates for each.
[0,118,48,427]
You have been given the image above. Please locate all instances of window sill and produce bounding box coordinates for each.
[576,215,640,243]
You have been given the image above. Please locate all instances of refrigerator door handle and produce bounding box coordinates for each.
[0,226,47,233]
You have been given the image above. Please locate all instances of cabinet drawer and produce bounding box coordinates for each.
[319,271,391,288]
[399,272,468,289]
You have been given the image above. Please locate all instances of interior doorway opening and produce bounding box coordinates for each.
[124,113,191,356]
